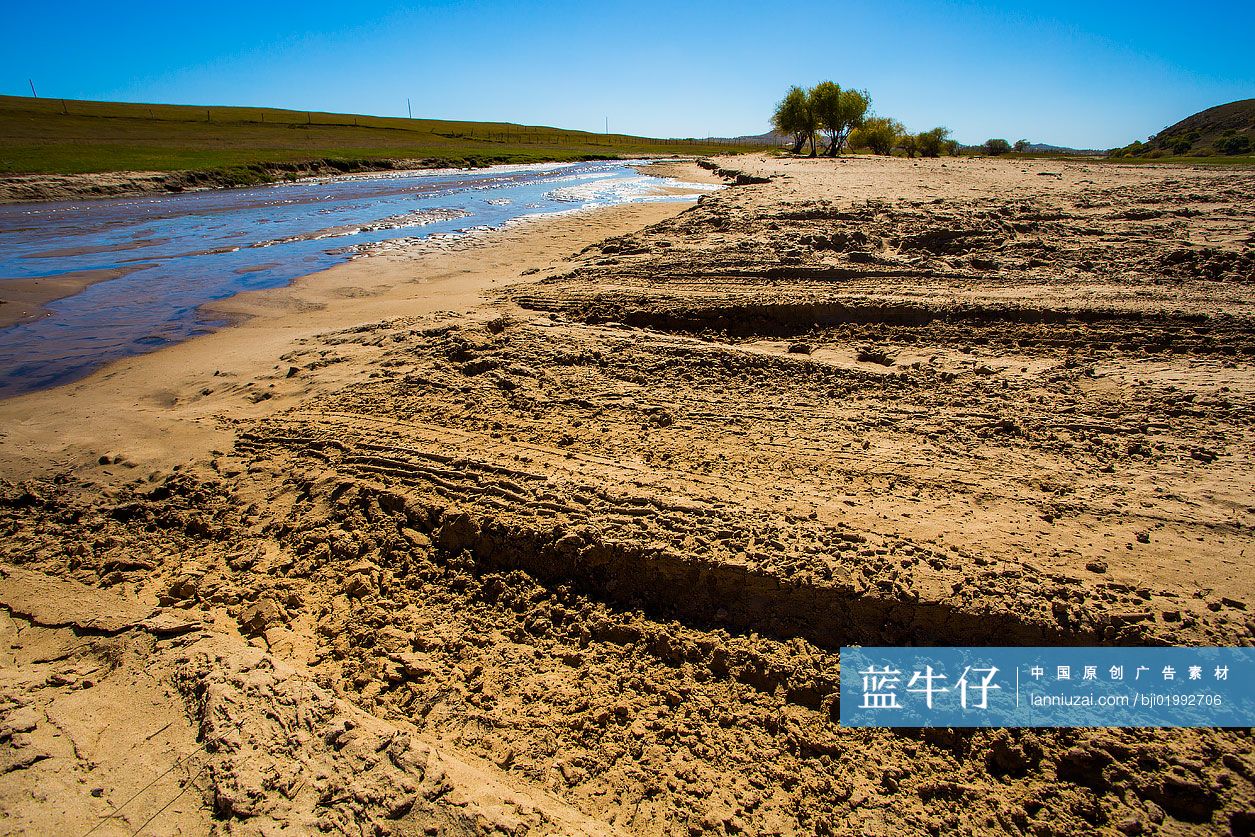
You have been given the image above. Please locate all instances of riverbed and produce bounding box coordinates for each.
[0,160,716,396]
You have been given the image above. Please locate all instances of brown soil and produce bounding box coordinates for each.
[0,155,1252,836]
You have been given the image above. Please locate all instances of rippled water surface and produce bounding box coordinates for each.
[0,160,713,396]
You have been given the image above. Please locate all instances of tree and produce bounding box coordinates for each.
[900,133,919,159]
[831,88,870,155]
[944,138,961,156]
[1216,134,1251,155]
[983,138,1012,156]
[807,82,871,156]
[1013,138,1030,153]
[772,86,816,155]
[917,126,951,158]
[808,82,843,155]
[850,116,904,156]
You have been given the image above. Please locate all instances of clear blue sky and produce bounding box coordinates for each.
[4,0,1252,148]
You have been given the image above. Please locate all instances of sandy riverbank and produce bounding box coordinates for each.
[1,155,1252,835]
[0,264,156,328]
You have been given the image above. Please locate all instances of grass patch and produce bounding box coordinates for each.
[1098,154,1255,167]
[0,95,766,175]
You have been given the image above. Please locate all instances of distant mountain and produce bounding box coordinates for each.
[699,131,785,146]
[1023,142,1104,155]
[1111,99,1255,158]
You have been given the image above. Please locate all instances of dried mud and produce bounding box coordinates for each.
[1,155,1253,835]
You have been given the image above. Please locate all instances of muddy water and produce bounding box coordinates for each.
[0,160,715,397]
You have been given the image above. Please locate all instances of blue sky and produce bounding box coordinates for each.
[4,0,1252,148]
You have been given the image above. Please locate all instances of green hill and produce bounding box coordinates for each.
[1111,99,1254,160]
[0,95,762,177]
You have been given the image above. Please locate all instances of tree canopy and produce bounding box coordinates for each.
[916,127,952,158]
[983,138,1012,155]
[810,82,870,156]
[773,82,867,156]
[771,86,817,156]
[849,116,904,156]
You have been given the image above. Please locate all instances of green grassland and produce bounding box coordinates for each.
[958,150,1255,166]
[1099,153,1255,167]
[0,95,763,176]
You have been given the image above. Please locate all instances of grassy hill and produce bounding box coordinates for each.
[1110,99,1255,162]
[0,95,764,177]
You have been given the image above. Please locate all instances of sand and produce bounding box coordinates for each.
[0,265,155,328]
[0,155,1252,835]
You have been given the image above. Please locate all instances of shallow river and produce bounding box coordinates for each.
[0,160,714,397]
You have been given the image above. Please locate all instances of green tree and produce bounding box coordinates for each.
[944,138,961,156]
[983,138,1012,156]
[772,86,816,155]
[1216,134,1251,155]
[900,133,919,159]
[850,116,904,156]
[808,83,871,156]
[808,82,843,155]
[917,126,951,158]
[1013,138,1029,152]
[832,89,871,156]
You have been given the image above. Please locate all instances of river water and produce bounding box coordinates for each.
[0,160,715,397]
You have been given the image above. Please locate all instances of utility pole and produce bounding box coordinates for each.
[407,98,412,119]
[28,79,37,98]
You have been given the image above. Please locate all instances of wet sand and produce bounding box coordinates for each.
[1,155,1252,835]
[0,264,153,327]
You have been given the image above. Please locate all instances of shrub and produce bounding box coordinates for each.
[1216,135,1251,155]
[918,127,952,158]
[982,138,1012,155]
[850,116,903,156]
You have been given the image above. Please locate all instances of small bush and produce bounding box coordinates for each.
[982,138,1012,156]
[917,127,951,158]
[849,116,903,156]
[1216,135,1251,155]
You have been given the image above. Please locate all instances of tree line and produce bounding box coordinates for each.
[771,83,1029,158]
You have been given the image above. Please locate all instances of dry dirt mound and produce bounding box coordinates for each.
[0,565,619,835]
